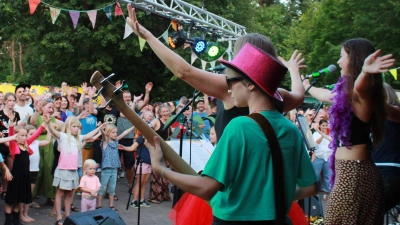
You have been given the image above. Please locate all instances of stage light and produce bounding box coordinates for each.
[206,42,221,58]
[168,31,186,49]
[191,37,207,54]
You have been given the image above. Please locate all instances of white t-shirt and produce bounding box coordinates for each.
[312,132,332,161]
[14,104,33,122]
[29,140,40,172]
[57,132,83,170]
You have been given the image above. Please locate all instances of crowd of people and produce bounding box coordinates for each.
[0,5,399,225]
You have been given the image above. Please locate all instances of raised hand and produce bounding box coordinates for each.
[362,49,395,75]
[78,110,90,119]
[87,86,96,97]
[278,50,306,71]
[134,93,143,103]
[115,80,122,88]
[42,114,51,124]
[126,4,150,39]
[7,111,15,122]
[145,82,153,93]
[81,82,88,94]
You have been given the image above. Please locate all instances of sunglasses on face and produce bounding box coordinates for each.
[226,76,245,91]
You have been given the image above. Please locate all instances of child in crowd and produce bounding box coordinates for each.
[96,124,135,213]
[209,127,217,146]
[18,125,51,222]
[44,115,105,225]
[79,159,101,212]
[118,130,152,208]
[4,112,44,225]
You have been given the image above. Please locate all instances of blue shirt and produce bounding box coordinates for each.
[135,136,151,165]
[101,139,121,169]
[80,114,97,135]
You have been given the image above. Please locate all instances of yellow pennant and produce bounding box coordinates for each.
[138,37,146,52]
[390,68,398,80]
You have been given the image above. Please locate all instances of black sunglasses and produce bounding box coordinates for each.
[226,76,245,90]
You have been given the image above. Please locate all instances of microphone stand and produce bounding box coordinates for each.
[162,91,200,207]
[125,138,145,225]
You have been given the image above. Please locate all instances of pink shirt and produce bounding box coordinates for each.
[79,174,101,198]
[57,132,83,170]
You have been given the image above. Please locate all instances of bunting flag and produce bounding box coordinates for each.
[139,37,146,52]
[123,21,134,39]
[161,30,169,44]
[210,60,216,69]
[87,10,97,29]
[201,60,208,71]
[29,0,41,14]
[104,5,112,21]
[115,2,123,16]
[390,68,398,80]
[69,11,80,29]
[49,7,61,24]
[191,51,198,65]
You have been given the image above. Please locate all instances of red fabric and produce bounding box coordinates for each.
[169,193,212,225]
[9,125,44,159]
[288,201,308,225]
[29,0,41,14]
[171,122,186,139]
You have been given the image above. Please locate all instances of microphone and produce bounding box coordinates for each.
[323,84,336,90]
[304,65,337,79]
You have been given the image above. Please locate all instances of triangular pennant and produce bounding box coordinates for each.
[183,42,190,49]
[210,60,216,69]
[171,21,178,31]
[115,2,123,16]
[69,11,80,29]
[139,37,146,52]
[87,10,97,29]
[29,0,41,14]
[390,68,398,80]
[123,21,134,39]
[201,60,208,70]
[191,51,198,65]
[49,7,61,24]
[162,30,169,44]
[103,5,112,21]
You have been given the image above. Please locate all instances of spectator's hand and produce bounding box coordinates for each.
[11,133,18,140]
[19,121,27,127]
[127,4,151,39]
[78,110,90,119]
[133,94,143,103]
[7,111,15,122]
[81,82,88,94]
[278,50,306,72]
[54,87,60,93]
[43,114,51,123]
[85,137,95,143]
[362,49,395,75]
[87,86,96,97]
[90,190,97,197]
[311,152,316,163]
[146,136,166,175]
[3,168,12,181]
[52,111,60,118]
[145,82,153,93]
[115,80,122,88]
[118,144,125,150]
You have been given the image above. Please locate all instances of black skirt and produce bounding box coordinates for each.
[5,150,32,204]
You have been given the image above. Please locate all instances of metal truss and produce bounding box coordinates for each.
[118,0,246,38]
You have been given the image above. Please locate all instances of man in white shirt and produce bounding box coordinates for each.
[14,84,34,124]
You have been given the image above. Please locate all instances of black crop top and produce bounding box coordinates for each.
[340,112,371,146]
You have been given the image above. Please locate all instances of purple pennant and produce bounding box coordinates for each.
[69,11,80,29]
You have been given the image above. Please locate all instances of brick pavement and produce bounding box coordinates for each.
[0,175,174,225]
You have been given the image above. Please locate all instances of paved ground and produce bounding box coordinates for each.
[0,175,329,225]
[0,174,173,225]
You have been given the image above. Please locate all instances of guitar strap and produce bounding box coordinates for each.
[248,113,287,225]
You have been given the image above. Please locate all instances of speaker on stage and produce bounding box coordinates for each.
[64,208,126,225]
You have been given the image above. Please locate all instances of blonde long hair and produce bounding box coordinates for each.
[64,116,82,153]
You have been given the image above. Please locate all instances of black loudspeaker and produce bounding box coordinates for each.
[64,208,126,225]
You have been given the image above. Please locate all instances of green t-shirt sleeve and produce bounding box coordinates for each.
[202,117,246,192]
[296,144,317,187]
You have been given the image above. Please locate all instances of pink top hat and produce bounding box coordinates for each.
[218,43,287,100]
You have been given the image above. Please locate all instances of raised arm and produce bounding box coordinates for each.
[82,123,106,140]
[43,114,61,140]
[126,5,230,102]
[203,94,212,116]
[116,126,135,141]
[275,50,306,112]
[302,77,334,103]
[137,82,153,111]
[27,124,45,145]
[87,87,98,115]
[77,82,88,110]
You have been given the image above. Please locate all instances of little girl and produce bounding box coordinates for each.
[4,112,44,225]
[43,115,105,225]
[96,124,135,213]
[79,159,101,212]
[18,125,51,223]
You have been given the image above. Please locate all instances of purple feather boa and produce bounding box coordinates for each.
[328,76,353,188]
